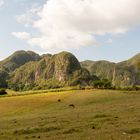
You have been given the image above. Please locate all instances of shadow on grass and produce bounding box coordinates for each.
[62,128,80,134]
[125,128,140,134]
[14,126,61,135]
[94,114,110,119]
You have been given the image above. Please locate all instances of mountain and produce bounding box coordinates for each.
[0,50,41,72]
[0,50,140,90]
[81,53,140,87]
[8,52,90,90]
[81,60,96,73]
[116,53,140,85]
[0,50,41,88]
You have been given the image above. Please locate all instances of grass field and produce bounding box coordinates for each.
[0,89,140,140]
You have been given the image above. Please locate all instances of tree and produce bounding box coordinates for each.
[92,79,112,89]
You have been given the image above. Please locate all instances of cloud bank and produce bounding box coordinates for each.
[13,0,140,51]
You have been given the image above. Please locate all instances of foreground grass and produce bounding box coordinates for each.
[0,89,140,140]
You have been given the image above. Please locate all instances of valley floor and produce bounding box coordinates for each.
[0,89,140,140]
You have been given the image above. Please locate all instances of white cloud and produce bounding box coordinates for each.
[0,0,4,7]
[106,39,113,44]
[16,3,41,28]
[12,32,31,40]
[13,0,140,51]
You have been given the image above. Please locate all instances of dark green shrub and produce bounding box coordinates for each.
[92,79,112,89]
[0,88,7,95]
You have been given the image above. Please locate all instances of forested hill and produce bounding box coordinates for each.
[0,51,140,90]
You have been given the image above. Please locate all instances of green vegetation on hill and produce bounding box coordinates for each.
[8,51,91,91]
[81,53,140,88]
[0,68,8,88]
[0,50,41,88]
[0,50,140,90]
[0,50,41,71]
[80,60,95,73]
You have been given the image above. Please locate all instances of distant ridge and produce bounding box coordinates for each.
[81,53,140,87]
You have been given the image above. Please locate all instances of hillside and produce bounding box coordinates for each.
[8,52,90,90]
[81,53,140,87]
[0,50,41,71]
[0,51,41,88]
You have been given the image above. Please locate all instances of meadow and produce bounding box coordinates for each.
[0,89,140,140]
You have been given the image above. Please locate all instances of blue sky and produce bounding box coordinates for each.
[0,0,140,62]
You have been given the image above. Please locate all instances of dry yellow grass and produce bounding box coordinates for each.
[0,89,140,140]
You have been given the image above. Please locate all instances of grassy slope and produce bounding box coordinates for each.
[0,90,140,140]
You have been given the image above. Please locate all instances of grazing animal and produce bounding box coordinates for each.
[58,99,61,102]
[25,136,29,139]
[92,126,95,129]
[111,136,114,140]
[69,104,75,108]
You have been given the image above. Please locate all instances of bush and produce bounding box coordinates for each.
[0,88,7,95]
[92,79,112,89]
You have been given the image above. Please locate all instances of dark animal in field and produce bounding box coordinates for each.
[111,136,114,140]
[58,99,61,102]
[25,136,29,139]
[69,104,75,108]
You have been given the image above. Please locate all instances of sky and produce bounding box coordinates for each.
[0,0,140,62]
